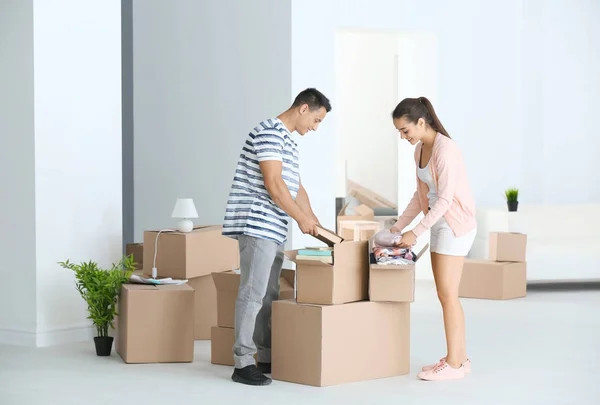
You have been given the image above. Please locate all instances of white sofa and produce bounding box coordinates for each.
[470,204,600,282]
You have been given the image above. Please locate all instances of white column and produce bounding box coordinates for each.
[0,0,122,346]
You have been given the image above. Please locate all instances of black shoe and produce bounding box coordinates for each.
[231,365,272,386]
[257,362,271,374]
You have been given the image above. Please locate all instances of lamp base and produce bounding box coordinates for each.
[177,218,194,233]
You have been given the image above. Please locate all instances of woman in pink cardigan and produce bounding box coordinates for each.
[391,97,477,381]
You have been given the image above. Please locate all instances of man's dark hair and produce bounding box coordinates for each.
[291,88,332,112]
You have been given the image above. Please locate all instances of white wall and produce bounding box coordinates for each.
[0,0,37,344]
[32,0,123,346]
[291,0,600,254]
[0,0,123,346]
[334,30,399,203]
[133,0,292,242]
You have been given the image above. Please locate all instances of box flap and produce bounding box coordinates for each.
[337,202,351,216]
[353,204,375,216]
[123,283,193,291]
[281,268,295,288]
[415,243,430,262]
[212,271,240,292]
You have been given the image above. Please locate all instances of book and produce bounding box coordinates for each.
[313,225,344,246]
[295,255,333,264]
[297,249,332,256]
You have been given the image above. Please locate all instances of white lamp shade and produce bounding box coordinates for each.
[171,198,199,219]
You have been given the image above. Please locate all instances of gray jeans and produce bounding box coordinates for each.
[233,235,284,369]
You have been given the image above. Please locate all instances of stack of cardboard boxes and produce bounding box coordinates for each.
[459,232,528,300]
[272,227,416,387]
[210,268,295,366]
[116,225,240,364]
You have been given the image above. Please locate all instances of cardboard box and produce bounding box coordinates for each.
[346,179,397,210]
[369,244,429,303]
[489,232,527,262]
[459,259,527,300]
[336,203,375,233]
[210,326,258,366]
[210,326,235,366]
[142,225,239,279]
[116,284,194,363]
[285,238,369,305]
[188,274,218,340]
[272,300,410,387]
[338,220,381,241]
[125,243,144,270]
[212,269,296,328]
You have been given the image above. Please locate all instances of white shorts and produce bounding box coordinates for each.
[430,217,477,256]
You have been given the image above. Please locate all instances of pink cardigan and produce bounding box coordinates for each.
[393,133,477,238]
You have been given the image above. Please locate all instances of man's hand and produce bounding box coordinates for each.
[396,230,417,248]
[298,214,319,236]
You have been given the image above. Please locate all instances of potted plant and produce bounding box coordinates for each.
[505,187,519,212]
[59,255,136,356]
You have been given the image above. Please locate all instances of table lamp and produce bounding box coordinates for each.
[171,198,198,232]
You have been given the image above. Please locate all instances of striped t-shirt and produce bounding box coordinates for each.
[222,118,300,245]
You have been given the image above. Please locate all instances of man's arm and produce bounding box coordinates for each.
[296,181,320,224]
[260,161,317,236]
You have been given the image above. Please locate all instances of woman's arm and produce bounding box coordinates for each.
[391,190,422,232]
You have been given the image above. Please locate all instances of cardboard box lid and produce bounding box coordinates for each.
[146,224,221,236]
[370,243,430,270]
[346,179,397,210]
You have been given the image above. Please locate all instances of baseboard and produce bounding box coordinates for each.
[0,324,94,347]
[36,324,95,347]
[0,328,37,347]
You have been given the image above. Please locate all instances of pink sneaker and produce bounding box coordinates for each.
[421,357,471,373]
[418,362,465,381]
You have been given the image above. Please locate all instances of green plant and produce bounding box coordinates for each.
[505,187,519,202]
[58,255,136,337]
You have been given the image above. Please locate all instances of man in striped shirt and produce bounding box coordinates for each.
[223,88,331,386]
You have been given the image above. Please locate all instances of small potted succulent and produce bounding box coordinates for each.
[59,255,136,356]
[505,187,519,212]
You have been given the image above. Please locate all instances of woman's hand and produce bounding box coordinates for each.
[396,230,417,248]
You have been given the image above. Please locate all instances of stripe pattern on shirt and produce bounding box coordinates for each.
[223,118,300,245]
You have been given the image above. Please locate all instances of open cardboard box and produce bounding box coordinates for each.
[284,226,369,305]
[369,243,429,302]
[336,203,375,233]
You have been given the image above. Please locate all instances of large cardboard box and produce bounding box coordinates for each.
[272,300,410,387]
[188,274,218,340]
[212,269,296,328]
[336,203,374,233]
[116,284,194,363]
[459,259,527,300]
[125,243,144,270]
[210,326,258,366]
[285,238,369,305]
[369,244,429,303]
[489,232,527,262]
[142,225,239,279]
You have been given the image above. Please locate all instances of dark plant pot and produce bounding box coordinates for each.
[94,336,114,356]
[507,201,519,212]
